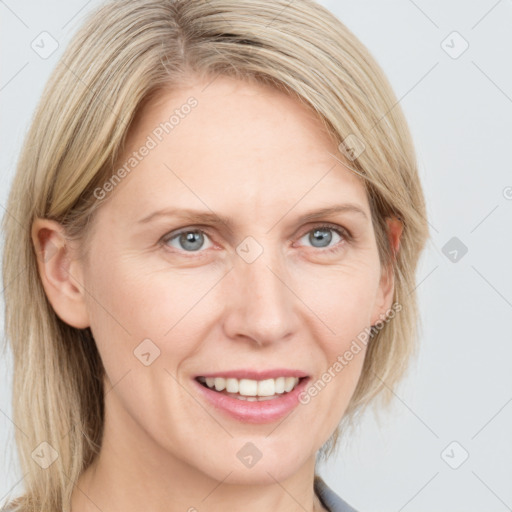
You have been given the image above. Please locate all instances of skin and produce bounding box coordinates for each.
[32,75,402,512]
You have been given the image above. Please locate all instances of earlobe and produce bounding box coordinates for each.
[31,218,90,329]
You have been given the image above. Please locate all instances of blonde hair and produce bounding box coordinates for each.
[1,0,430,509]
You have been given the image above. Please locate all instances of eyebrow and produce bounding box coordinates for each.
[137,203,368,232]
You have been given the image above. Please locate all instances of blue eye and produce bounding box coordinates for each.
[161,223,350,255]
[164,230,213,252]
[298,225,348,251]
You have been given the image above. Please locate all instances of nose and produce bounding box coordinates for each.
[222,248,298,347]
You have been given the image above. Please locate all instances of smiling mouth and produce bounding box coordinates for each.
[195,376,308,401]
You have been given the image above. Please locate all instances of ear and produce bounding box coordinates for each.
[31,218,90,329]
[370,215,403,325]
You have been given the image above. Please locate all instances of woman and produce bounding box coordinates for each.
[1,0,430,511]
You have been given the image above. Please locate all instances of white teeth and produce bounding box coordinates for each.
[257,379,275,396]
[214,377,226,391]
[274,377,285,394]
[226,378,240,393]
[198,376,301,397]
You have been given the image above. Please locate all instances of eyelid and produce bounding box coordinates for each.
[163,225,209,237]
[294,222,352,243]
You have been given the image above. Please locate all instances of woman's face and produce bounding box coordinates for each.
[72,75,396,484]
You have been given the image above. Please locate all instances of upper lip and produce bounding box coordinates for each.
[196,369,309,380]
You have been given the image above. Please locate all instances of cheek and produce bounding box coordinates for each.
[295,266,377,426]
[82,253,224,366]
[290,257,381,342]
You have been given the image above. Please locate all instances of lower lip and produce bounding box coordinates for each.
[193,377,310,424]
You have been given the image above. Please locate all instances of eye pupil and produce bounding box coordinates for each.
[309,228,333,248]
[179,231,204,251]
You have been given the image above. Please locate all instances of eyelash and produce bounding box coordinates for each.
[160,223,352,256]
[296,223,352,254]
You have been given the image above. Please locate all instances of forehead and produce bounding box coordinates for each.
[105,75,369,222]
[128,75,335,155]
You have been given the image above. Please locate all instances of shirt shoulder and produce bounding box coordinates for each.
[314,475,359,512]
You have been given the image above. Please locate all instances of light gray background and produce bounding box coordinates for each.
[1,1,511,511]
